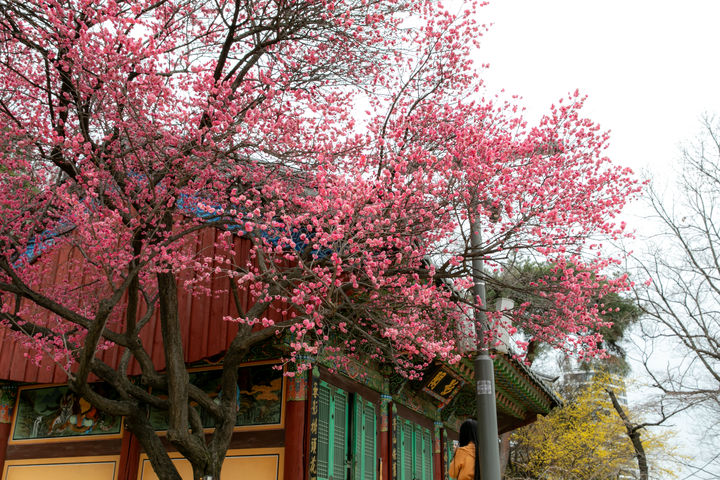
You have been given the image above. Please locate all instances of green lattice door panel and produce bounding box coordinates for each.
[353,396,377,480]
[397,419,433,480]
[317,382,349,480]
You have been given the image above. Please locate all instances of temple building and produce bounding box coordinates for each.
[0,231,559,480]
[0,348,558,479]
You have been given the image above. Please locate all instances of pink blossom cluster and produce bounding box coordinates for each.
[0,0,639,380]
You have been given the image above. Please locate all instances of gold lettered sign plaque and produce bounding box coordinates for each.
[421,366,465,404]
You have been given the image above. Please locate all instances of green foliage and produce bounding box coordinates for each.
[488,262,641,369]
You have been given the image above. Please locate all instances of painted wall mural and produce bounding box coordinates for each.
[0,384,17,424]
[286,372,308,402]
[12,385,122,441]
[149,363,284,430]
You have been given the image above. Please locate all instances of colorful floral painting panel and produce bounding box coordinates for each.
[12,385,122,440]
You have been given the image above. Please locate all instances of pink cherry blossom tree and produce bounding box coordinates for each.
[0,0,639,478]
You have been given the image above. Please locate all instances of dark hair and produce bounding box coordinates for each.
[458,418,478,447]
[458,419,480,480]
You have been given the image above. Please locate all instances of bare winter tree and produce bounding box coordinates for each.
[633,114,720,435]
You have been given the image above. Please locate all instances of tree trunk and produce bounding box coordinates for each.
[191,458,222,480]
[499,431,511,478]
[629,430,649,480]
[606,389,649,480]
[126,415,183,480]
[157,269,214,476]
[128,409,229,480]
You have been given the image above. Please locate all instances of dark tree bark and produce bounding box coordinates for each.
[498,431,511,478]
[606,389,648,480]
[127,415,184,480]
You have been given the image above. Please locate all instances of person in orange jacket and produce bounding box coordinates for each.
[449,419,479,480]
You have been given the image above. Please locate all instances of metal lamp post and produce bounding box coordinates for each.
[470,214,501,480]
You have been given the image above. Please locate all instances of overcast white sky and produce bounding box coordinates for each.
[476,0,720,176]
[472,1,720,477]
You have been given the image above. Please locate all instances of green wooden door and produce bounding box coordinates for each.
[316,384,381,480]
[397,419,433,480]
[317,382,349,480]
[353,396,377,480]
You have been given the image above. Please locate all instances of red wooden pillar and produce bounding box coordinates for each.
[117,426,141,480]
[433,422,442,480]
[0,385,17,476]
[0,423,10,476]
[379,395,391,480]
[284,373,308,480]
[440,428,449,480]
